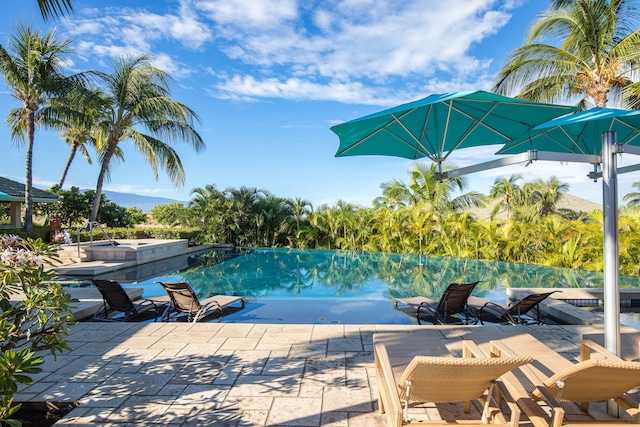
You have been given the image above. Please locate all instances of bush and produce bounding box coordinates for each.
[0,236,74,424]
[151,202,189,227]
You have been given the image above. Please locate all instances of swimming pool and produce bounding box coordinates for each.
[93,248,640,325]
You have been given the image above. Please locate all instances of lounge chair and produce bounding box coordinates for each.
[395,281,480,325]
[468,332,640,427]
[373,330,531,427]
[158,281,245,323]
[91,279,163,322]
[468,291,558,325]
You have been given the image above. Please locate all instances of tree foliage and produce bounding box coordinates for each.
[0,235,73,424]
[493,0,640,108]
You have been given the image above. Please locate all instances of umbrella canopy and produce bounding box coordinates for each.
[498,107,640,155]
[332,90,578,162]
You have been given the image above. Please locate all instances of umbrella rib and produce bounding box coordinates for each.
[446,102,505,153]
[389,112,432,158]
[420,106,439,159]
[557,127,587,154]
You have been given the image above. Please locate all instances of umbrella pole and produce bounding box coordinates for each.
[601,131,620,358]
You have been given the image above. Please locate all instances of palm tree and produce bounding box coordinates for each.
[489,175,524,220]
[290,197,311,235]
[524,176,570,216]
[57,128,93,188]
[37,0,73,21]
[89,55,204,223]
[380,162,485,212]
[493,0,640,109]
[0,23,77,231]
[623,181,640,207]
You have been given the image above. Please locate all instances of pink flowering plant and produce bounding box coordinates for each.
[0,235,74,424]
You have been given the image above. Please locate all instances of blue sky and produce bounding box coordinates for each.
[2,0,639,209]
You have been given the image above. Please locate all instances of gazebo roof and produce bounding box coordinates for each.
[0,176,59,203]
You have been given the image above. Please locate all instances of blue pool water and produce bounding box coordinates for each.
[92,248,640,325]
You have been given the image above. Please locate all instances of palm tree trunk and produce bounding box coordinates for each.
[58,144,77,188]
[90,142,115,223]
[24,109,35,232]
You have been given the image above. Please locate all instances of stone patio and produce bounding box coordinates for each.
[15,322,630,426]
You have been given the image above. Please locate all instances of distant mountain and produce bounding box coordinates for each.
[469,193,601,220]
[86,190,186,212]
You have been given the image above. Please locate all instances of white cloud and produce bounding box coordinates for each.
[63,4,212,66]
[210,74,387,104]
[62,0,520,104]
[194,0,297,28]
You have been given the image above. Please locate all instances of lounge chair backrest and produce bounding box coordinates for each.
[159,281,202,314]
[508,291,556,316]
[92,279,135,313]
[534,358,640,403]
[436,282,479,318]
[398,355,532,403]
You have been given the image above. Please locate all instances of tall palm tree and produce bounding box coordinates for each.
[489,174,524,220]
[493,0,640,109]
[37,0,73,21]
[89,55,204,223]
[290,197,311,235]
[0,23,77,231]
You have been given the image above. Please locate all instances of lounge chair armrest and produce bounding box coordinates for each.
[373,342,403,426]
[480,301,509,315]
[614,394,640,420]
[531,384,567,427]
[416,303,439,321]
[580,338,625,362]
[462,339,487,359]
[490,340,518,358]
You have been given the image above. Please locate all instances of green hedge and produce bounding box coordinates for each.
[0,225,50,242]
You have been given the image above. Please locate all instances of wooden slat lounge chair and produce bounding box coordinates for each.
[373,330,531,427]
[467,291,558,325]
[469,332,640,427]
[158,281,245,323]
[91,279,163,322]
[395,281,480,325]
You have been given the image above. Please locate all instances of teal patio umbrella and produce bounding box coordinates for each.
[498,107,640,357]
[332,90,578,169]
[498,107,640,155]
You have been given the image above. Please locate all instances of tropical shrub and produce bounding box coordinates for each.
[0,235,74,425]
[151,202,190,227]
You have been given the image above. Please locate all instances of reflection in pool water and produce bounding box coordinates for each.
[100,248,640,325]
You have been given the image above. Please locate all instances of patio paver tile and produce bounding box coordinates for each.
[219,337,261,351]
[227,374,301,398]
[322,386,373,413]
[266,397,323,426]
